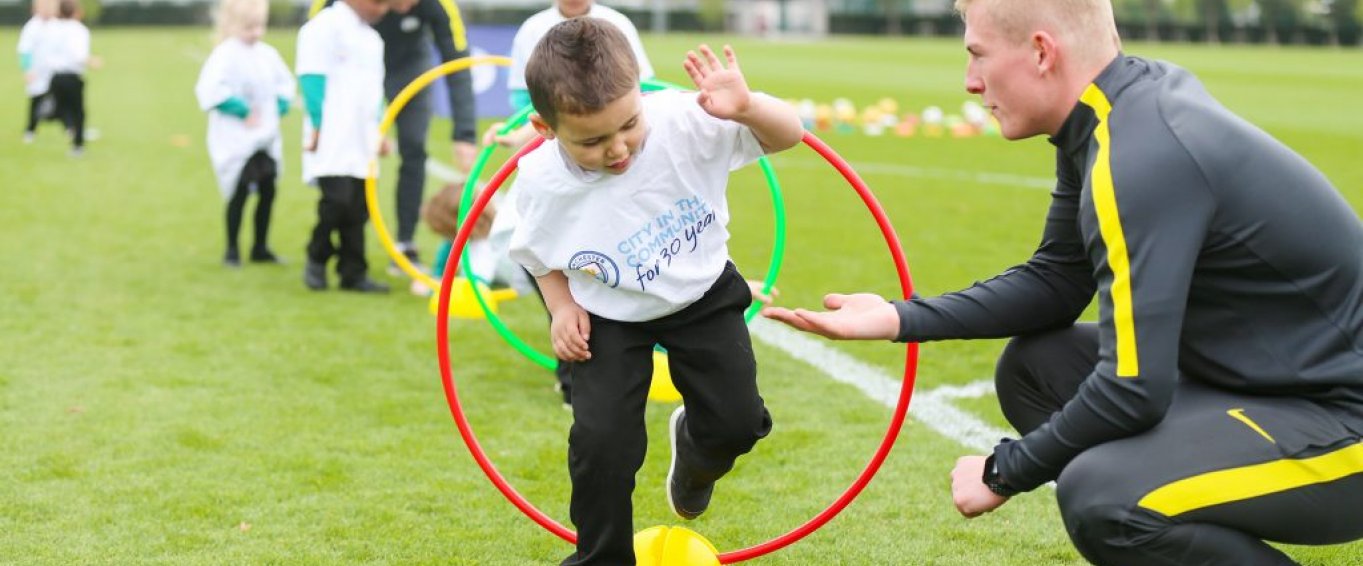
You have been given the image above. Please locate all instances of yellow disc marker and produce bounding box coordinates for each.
[428,277,519,319]
[649,351,682,403]
[633,526,720,566]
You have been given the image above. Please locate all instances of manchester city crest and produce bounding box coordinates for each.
[568,251,620,288]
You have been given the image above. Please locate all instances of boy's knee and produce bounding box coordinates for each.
[693,408,771,455]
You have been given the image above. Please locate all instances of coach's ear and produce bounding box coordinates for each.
[529,114,555,140]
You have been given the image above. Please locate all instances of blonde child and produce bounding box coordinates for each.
[194,0,294,266]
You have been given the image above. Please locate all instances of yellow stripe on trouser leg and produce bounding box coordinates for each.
[1138,442,1363,517]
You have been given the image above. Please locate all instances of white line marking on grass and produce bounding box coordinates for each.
[425,159,468,184]
[749,317,1011,453]
[769,157,1055,190]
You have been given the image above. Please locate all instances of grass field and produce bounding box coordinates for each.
[2,27,1362,564]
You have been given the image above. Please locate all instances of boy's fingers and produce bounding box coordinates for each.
[683,59,703,85]
[699,44,722,70]
[724,44,739,69]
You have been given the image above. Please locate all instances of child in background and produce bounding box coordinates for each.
[194,0,294,267]
[295,0,391,293]
[422,182,495,284]
[17,0,58,144]
[40,0,89,156]
[507,19,801,564]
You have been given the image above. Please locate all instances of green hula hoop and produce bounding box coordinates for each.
[456,78,788,371]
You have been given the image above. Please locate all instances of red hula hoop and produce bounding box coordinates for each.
[435,132,919,562]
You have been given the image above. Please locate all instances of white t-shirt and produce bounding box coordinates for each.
[506,3,654,92]
[195,37,295,198]
[508,90,764,322]
[17,16,51,95]
[36,18,88,75]
[295,1,385,182]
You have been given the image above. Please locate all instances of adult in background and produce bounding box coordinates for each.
[762,0,1363,563]
[323,0,478,275]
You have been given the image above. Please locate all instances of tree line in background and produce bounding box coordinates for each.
[853,0,1360,45]
[1,0,1359,46]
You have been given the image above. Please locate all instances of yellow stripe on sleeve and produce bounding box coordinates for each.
[1139,442,1363,517]
[436,0,468,52]
[1079,84,1139,378]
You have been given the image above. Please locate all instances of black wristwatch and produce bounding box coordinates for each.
[982,453,1019,497]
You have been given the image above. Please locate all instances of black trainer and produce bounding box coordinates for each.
[666,407,713,520]
[304,260,327,290]
[223,247,241,268]
[249,247,284,264]
[340,277,390,294]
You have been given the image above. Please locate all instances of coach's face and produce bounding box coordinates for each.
[961,5,1055,140]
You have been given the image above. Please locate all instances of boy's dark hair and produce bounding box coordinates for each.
[58,0,77,18]
[525,17,639,128]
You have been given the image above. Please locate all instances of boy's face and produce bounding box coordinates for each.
[347,0,390,24]
[557,0,592,17]
[534,90,646,176]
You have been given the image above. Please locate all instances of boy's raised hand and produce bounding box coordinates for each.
[684,44,751,121]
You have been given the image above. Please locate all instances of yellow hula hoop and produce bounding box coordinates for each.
[365,55,513,291]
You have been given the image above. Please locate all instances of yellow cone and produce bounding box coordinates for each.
[648,351,682,403]
[633,526,720,566]
[429,277,517,319]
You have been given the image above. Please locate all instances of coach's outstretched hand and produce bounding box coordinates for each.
[760,293,899,341]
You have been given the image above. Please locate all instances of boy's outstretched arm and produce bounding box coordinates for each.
[535,271,592,361]
[761,293,900,341]
[683,44,803,154]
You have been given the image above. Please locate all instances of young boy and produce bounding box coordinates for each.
[506,18,803,564]
[195,0,294,267]
[295,0,391,293]
[41,0,89,157]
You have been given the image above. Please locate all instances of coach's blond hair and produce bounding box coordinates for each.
[955,0,1121,62]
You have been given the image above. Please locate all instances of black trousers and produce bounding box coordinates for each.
[996,323,1363,565]
[49,73,84,148]
[25,93,51,133]
[562,263,773,565]
[225,151,277,254]
[307,176,370,285]
[384,63,431,245]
